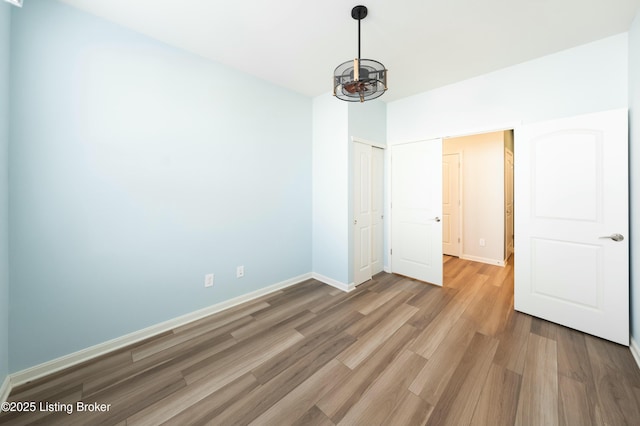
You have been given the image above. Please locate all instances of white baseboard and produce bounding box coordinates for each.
[461,254,506,267]
[0,375,10,404]
[311,273,355,293]
[10,272,313,388]
[630,335,640,371]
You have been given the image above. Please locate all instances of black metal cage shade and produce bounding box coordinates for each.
[333,5,387,102]
[333,59,387,102]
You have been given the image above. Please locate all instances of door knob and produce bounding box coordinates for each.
[435,217,441,222]
[599,233,624,242]
[354,219,357,225]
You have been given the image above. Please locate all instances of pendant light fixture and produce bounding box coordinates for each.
[333,5,387,102]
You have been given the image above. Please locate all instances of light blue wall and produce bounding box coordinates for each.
[9,0,311,372]
[312,94,349,284]
[629,10,640,345]
[348,101,387,145]
[0,2,10,385]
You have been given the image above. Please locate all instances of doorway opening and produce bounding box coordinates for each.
[442,129,514,284]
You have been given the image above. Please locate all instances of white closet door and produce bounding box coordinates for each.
[353,142,372,285]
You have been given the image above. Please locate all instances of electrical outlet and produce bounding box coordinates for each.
[205,273,214,287]
[236,266,244,278]
[479,238,486,247]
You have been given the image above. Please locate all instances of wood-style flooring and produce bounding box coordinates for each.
[2,256,640,425]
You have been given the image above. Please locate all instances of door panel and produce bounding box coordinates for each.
[353,142,372,285]
[531,239,600,308]
[533,131,600,221]
[515,109,628,345]
[391,139,443,286]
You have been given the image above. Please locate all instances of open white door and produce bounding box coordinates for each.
[391,139,443,286]
[515,109,629,345]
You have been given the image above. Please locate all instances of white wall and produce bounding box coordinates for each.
[444,131,505,265]
[388,33,628,142]
[629,10,640,346]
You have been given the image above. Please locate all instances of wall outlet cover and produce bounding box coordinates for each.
[205,273,214,287]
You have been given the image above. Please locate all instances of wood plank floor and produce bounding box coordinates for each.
[3,256,640,425]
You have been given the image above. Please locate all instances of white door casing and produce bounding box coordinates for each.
[391,139,443,286]
[514,109,629,345]
[443,153,461,257]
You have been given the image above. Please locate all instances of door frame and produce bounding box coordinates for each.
[388,121,520,284]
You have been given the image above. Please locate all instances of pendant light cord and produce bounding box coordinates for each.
[357,17,361,63]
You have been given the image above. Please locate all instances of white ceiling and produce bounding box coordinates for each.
[56,0,640,102]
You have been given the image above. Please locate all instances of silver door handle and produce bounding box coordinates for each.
[435,217,441,222]
[599,233,624,242]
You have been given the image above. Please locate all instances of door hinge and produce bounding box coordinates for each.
[390,248,393,255]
